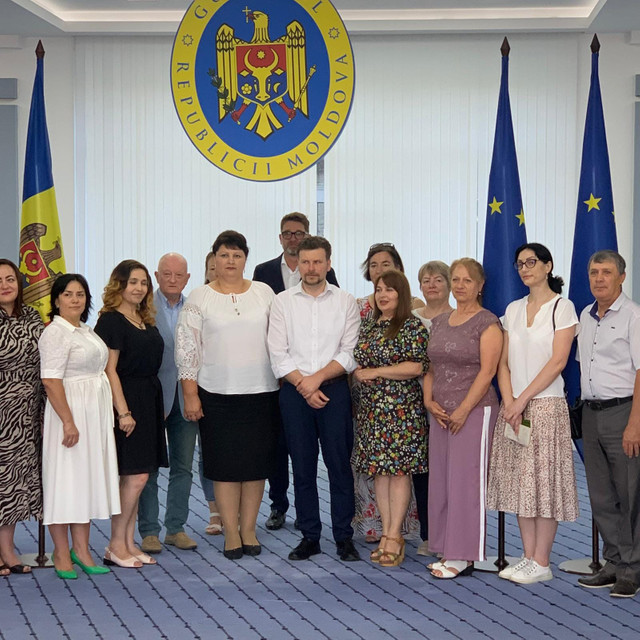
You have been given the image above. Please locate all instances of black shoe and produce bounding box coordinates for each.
[266,509,286,530]
[288,538,321,561]
[223,547,243,560]
[578,569,617,589]
[336,538,361,562]
[242,544,262,557]
[610,578,640,598]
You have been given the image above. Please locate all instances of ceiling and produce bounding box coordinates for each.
[1,0,640,36]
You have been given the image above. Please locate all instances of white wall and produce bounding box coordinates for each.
[0,30,638,304]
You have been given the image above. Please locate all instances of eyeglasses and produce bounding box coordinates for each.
[514,258,539,271]
[369,242,395,252]
[281,230,306,240]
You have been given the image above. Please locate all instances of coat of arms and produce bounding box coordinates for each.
[212,10,315,140]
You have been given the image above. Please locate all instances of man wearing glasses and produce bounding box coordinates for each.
[253,212,339,531]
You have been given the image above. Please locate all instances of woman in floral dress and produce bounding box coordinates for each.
[353,243,423,543]
[353,269,429,566]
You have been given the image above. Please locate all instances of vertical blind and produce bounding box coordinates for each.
[75,33,581,304]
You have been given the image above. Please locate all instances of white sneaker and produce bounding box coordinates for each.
[498,556,529,580]
[510,559,553,584]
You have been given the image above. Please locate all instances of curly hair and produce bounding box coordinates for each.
[100,259,156,325]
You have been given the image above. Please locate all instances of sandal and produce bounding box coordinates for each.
[369,535,387,563]
[427,560,445,571]
[9,564,31,575]
[205,512,223,536]
[379,536,405,567]
[134,552,157,565]
[103,547,142,569]
[431,560,473,579]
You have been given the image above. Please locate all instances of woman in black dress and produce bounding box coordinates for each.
[0,259,43,576]
[95,260,167,568]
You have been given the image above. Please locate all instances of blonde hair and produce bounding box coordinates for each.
[101,259,156,325]
[417,260,451,290]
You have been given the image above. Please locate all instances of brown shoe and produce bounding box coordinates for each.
[164,532,197,550]
[140,535,162,554]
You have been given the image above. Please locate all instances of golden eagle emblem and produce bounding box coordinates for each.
[211,9,315,141]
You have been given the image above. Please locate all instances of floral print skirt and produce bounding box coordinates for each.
[487,396,579,521]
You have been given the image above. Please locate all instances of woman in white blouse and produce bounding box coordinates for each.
[176,231,280,560]
[487,243,579,585]
[40,274,120,579]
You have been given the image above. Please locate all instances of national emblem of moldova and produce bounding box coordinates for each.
[171,0,355,182]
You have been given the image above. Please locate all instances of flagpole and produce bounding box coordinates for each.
[475,37,524,573]
[558,33,613,577]
[18,40,55,570]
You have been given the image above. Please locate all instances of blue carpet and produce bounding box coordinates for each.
[1,450,639,639]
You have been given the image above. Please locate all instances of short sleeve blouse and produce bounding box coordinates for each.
[428,309,499,412]
[39,316,108,379]
[504,295,579,398]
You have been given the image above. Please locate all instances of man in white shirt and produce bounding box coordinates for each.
[268,236,361,561]
[139,253,198,554]
[253,213,338,531]
[577,250,640,597]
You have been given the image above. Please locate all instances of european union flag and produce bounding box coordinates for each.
[564,35,617,410]
[482,38,528,319]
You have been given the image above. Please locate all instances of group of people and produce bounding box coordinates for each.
[0,212,638,599]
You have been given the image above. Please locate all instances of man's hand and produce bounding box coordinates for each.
[622,418,640,458]
[296,373,322,399]
[306,389,330,409]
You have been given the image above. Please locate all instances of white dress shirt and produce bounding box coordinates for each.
[268,282,360,378]
[577,292,640,400]
[280,254,301,290]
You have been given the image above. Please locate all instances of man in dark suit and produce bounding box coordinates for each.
[253,212,339,530]
[139,253,199,553]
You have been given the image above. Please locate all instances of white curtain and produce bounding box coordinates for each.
[75,33,582,305]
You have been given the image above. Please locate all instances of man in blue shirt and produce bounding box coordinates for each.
[139,253,198,553]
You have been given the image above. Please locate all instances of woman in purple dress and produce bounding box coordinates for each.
[424,258,503,579]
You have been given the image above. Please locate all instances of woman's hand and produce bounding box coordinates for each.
[183,393,204,422]
[353,366,379,384]
[118,414,136,437]
[425,400,449,429]
[448,405,471,435]
[62,421,79,448]
[503,396,526,429]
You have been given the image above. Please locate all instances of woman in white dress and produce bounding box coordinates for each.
[40,274,120,580]
[487,243,579,585]
[177,231,280,560]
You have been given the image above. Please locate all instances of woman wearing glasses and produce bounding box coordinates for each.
[487,243,579,584]
[352,243,424,544]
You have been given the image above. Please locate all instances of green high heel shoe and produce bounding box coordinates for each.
[55,567,78,580]
[70,549,110,575]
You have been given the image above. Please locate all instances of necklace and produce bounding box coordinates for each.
[230,293,240,316]
[121,312,144,329]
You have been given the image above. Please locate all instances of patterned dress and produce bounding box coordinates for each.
[351,297,423,539]
[353,316,429,475]
[0,305,44,526]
